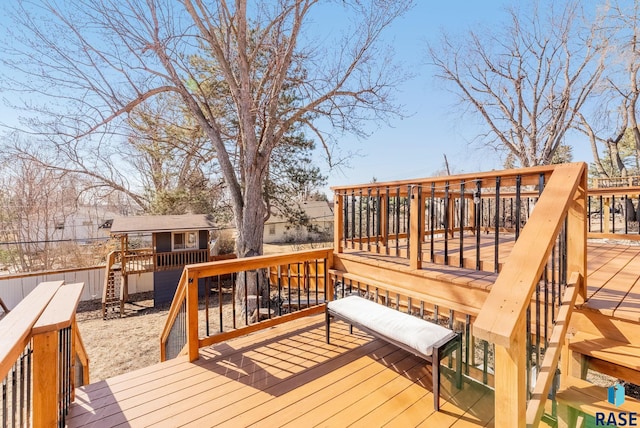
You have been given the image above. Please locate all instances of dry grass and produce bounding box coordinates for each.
[76,293,170,382]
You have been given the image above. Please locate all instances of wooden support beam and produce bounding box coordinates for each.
[33,331,58,427]
[187,270,200,362]
[494,319,527,428]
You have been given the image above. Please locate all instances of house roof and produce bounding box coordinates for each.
[110,214,218,234]
[265,200,334,224]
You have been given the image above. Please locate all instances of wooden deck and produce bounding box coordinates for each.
[344,234,640,322]
[584,240,640,322]
[67,237,640,427]
[68,316,495,427]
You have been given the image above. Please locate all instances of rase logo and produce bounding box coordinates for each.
[595,383,638,426]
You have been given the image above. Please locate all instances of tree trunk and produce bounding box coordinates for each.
[234,168,268,314]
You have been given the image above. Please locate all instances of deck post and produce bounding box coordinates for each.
[33,330,58,427]
[334,194,343,253]
[187,270,200,362]
[494,320,527,428]
[567,168,588,299]
[409,185,422,270]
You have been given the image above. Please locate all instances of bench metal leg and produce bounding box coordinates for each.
[456,336,462,389]
[433,346,441,412]
[325,306,330,344]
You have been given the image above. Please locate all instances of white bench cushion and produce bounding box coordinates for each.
[327,295,456,357]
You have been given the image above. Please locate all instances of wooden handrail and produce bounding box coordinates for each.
[32,282,84,335]
[473,162,587,428]
[331,164,557,192]
[0,280,62,381]
[183,248,332,278]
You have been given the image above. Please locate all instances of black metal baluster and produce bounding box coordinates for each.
[430,183,436,263]
[494,177,501,273]
[358,189,363,250]
[444,182,450,265]
[515,175,522,240]
[475,180,481,270]
[343,192,349,249]
[526,306,532,399]
[459,181,465,268]
[232,272,236,329]
[612,195,616,233]
[205,275,210,337]
[376,188,381,253]
[599,195,603,232]
[625,195,629,235]
[351,190,356,248]
[315,260,319,305]
[366,188,371,252]
[385,187,390,255]
[396,187,401,257]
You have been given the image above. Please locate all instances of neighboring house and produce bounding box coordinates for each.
[263,200,334,244]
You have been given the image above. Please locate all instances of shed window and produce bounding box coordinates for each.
[268,224,276,235]
[173,231,198,251]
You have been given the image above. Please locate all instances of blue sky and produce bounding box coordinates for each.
[319,0,596,190]
[0,1,597,194]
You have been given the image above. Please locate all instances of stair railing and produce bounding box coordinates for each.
[474,162,587,428]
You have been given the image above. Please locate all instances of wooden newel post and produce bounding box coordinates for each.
[494,320,527,428]
[187,271,200,362]
[33,331,58,427]
[409,186,422,270]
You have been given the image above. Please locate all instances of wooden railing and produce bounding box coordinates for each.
[117,248,210,274]
[160,248,333,362]
[473,162,587,427]
[592,175,640,188]
[0,280,89,427]
[587,186,640,240]
[332,164,559,272]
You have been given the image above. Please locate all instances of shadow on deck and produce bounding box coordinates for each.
[68,315,495,427]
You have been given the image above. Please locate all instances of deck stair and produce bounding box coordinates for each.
[553,310,640,426]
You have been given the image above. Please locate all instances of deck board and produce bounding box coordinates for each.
[69,316,493,428]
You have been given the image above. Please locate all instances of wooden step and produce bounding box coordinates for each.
[569,332,640,384]
[556,376,640,427]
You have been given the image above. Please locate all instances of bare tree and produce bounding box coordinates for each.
[1,0,411,265]
[428,1,604,167]
[576,0,640,179]
[0,155,80,272]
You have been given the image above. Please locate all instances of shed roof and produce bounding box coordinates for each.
[110,214,217,234]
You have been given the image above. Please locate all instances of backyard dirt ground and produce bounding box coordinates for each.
[76,292,173,382]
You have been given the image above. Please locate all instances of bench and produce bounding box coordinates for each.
[325,294,462,411]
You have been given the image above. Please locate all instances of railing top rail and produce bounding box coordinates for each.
[32,282,85,335]
[183,248,332,279]
[330,163,562,192]
[587,185,640,196]
[473,162,586,347]
[0,280,63,380]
